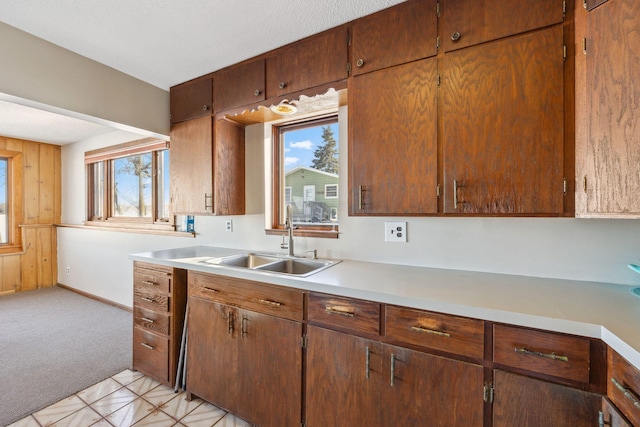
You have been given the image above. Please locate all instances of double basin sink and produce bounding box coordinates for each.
[197,253,340,277]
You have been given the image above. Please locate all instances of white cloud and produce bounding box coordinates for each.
[284,156,299,166]
[290,140,313,150]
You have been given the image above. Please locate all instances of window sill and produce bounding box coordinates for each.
[265,228,339,239]
[57,223,196,238]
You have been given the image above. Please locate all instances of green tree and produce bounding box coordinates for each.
[311,126,338,174]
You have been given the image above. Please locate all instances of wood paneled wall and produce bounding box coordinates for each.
[0,136,61,295]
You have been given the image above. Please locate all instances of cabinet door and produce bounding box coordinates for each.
[213,119,245,216]
[442,26,565,214]
[601,398,633,427]
[493,370,600,427]
[381,344,484,426]
[170,78,213,124]
[170,116,213,214]
[214,59,265,112]
[442,0,564,52]
[238,309,302,427]
[581,0,640,216]
[306,325,381,427]
[350,0,437,76]
[349,58,438,215]
[266,27,347,98]
[186,298,239,413]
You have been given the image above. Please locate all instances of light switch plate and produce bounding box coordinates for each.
[385,221,407,242]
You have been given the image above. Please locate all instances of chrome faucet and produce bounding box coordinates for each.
[281,204,296,256]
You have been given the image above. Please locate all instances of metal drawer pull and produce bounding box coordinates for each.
[358,185,364,210]
[514,347,569,362]
[142,280,158,286]
[203,286,218,293]
[411,326,451,338]
[365,346,370,379]
[598,411,610,427]
[611,377,640,410]
[390,353,396,387]
[325,306,355,317]
[141,297,155,303]
[141,317,154,324]
[227,311,234,335]
[259,299,282,307]
[141,343,154,350]
[241,317,248,338]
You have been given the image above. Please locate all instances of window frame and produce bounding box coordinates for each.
[269,114,339,238]
[324,183,338,199]
[85,138,173,231]
[0,149,23,254]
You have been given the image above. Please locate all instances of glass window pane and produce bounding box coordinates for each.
[281,120,339,227]
[0,158,8,244]
[113,153,152,218]
[156,149,170,220]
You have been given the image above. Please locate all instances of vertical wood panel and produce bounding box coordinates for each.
[21,227,39,291]
[37,226,54,286]
[39,143,56,224]
[23,141,40,224]
[0,255,22,293]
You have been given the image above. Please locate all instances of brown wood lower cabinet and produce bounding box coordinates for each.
[305,325,484,427]
[600,397,634,427]
[186,275,303,427]
[493,370,601,427]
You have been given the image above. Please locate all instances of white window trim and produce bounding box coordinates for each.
[324,183,338,199]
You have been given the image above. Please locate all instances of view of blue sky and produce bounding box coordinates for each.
[0,158,7,206]
[282,123,339,172]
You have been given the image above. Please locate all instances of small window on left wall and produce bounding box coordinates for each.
[0,157,8,244]
[85,138,173,231]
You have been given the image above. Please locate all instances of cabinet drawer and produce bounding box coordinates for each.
[188,272,304,321]
[308,293,380,336]
[134,306,170,337]
[385,306,484,359]
[134,268,171,294]
[608,349,640,426]
[493,324,590,383]
[134,289,170,313]
[133,327,169,383]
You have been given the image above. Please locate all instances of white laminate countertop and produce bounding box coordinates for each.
[130,245,640,370]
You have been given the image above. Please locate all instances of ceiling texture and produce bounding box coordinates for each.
[0,0,405,145]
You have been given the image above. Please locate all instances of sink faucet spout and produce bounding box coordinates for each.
[281,204,296,256]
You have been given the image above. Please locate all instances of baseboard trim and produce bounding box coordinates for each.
[57,283,132,313]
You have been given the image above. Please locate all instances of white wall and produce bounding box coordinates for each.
[58,107,640,308]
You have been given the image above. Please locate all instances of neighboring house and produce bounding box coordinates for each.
[285,166,338,224]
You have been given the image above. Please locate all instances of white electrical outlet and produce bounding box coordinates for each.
[66,267,71,275]
[385,221,407,242]
[225,219,233,232]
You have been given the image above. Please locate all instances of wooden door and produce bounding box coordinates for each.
[349,58,438,215]
[442,26,565,214]
[237,309,303,427]
[493,370,600,427]
[214,59,265,112]
[350,0,437,76]
[305,325,381,427]
[170,78,213,124]
[441,0,564,52]
[170,116,213,214]
[266,27,347,98]
[381,344,484,426]
[186,298,239,413]
[582,0,640,216]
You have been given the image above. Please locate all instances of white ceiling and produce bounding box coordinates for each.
[0,0,405,145]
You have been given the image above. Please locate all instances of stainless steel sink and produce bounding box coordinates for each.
[198,253,339,277]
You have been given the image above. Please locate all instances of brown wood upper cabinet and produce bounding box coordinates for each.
[266,27,348,98]
[213,59,265,112]
[170,78,213,124]
[350,0,437,76]
[441,0,565,52]
[170,116,245,215]
[577,0,640,217]
[442,25,566,214]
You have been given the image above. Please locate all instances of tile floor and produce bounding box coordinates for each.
[8,370,251,427]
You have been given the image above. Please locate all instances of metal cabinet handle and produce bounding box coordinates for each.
[411,325,451,338]
[365,346,371,379]
[611,377,640,410]
[356,58,365,67]
[141,342,154,350]
[227,311,234,335]
[254,89,261,96]
[204,193,213,211]
[259,299,282,307]
[241,316,248,338]
[358,185,365,210]
[598,411,610,427]
[514,347,569,362]
[453,180,459,209]
[141,317,154,324]
[451,31,461,41]
[203,286,218,293]
[202,104,209,111]
[390,353,396,387]
[278,82,286,89]
[141,297,155,303]
[325,306,355,317]
[142,280,157,286]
